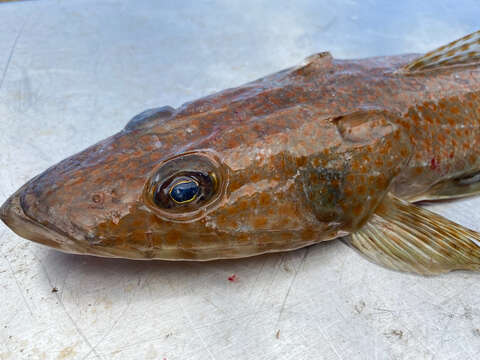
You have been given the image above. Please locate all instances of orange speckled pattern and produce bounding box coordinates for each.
[1,36,480,260]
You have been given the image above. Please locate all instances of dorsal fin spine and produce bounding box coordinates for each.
[402,30,480,72]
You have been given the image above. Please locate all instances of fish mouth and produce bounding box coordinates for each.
[0,187,80,253]
[0,184,146,259]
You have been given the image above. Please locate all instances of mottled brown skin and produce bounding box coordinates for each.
[2,51,480,260]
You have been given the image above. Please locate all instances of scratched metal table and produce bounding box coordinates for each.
[1,1,480,359]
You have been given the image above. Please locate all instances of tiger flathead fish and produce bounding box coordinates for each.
[2,31,480,275]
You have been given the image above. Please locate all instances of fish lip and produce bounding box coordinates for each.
[0,189,142,259]
[0,187,78,252]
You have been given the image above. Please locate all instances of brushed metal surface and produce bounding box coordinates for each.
[1,1,480,359]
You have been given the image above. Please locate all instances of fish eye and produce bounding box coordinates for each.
[143,151,228,222]
[152,171,216,209]
[169,178,199,204]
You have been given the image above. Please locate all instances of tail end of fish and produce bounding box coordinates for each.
[401,29,480,73]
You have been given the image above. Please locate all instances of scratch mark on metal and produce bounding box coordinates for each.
[33,252,104,360]
[247,257,266,302]
[0,231,34,317]
[276,247,309,325]
[81,296,134,360]
[317,325,344,360]
[0,16,26,92]
[166,278,217,360]
[180,302,218,360]
[203,297,222,312]
[254,255,284,311]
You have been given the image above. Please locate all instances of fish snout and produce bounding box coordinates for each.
[0,180,89,254]
[0,129,154,257]
[1,188,64,250]
[0,191,23,233]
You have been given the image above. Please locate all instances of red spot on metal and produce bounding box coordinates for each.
[228,274,237,282]
[430,158,438,170]
[449,152,454,159]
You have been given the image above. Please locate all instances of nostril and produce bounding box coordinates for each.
[90,193,105,210]
[92,193,104,204]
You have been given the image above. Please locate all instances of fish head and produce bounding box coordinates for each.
[0,94,347,259]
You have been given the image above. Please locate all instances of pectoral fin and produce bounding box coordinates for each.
[411,170,480,201]
[345,193,480,275]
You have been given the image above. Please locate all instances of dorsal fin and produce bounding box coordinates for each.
[402,30,480,72]
[292,52,333,76]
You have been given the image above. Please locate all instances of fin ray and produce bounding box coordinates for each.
[412,170,480,201]
[402,30,480,72]
[346,194,480,274]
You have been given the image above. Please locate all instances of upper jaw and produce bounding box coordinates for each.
[0,185,147,259]
[0,186,79,252]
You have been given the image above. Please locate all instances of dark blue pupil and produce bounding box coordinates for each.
[170,180,199,203]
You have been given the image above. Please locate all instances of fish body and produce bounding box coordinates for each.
[2,31,480,274]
